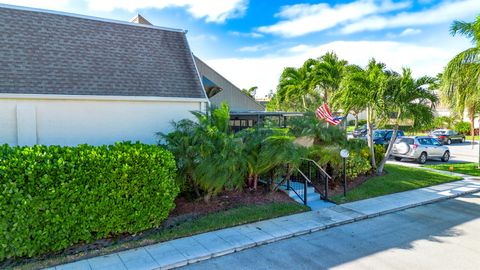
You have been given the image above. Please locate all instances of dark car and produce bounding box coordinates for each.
[373,129,405,145]
[429,129,465,145]
[352,124,376,138]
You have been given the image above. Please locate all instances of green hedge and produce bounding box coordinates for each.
[0,142,178,260]
[454,121,470,135]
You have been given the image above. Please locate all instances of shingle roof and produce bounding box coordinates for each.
[0,5,207,99]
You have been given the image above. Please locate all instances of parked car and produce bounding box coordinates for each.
[352,124,375,138]
[391,136,450,164]
[429,129,465,145]
[373,129,405,145]
[353,124,368,138]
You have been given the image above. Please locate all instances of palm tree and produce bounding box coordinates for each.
[275,59,319,111]
[337,59,387,169]
[442,16,480,150]
[236,127,305,191]
[241,86,258,98]
[376,68,437,174]
[331,64,366,129]
[159,103,245,202]
[312,52,347,102]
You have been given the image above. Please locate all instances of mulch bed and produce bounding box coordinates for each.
[171,188,293,218]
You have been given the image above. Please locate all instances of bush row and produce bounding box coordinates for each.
[0,142,178,260]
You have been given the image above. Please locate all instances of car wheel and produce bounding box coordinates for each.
[394,157,402,161]
[418,152,428,164]
[447,138,452,145]
[441,151,450,162]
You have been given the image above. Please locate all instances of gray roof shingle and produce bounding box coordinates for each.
[0,6,207,99]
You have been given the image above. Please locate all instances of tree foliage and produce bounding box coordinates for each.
[442,15,480,146]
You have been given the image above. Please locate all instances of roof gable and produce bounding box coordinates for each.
[0,5,207,99]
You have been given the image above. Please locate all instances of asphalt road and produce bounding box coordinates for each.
[181,192,480,270]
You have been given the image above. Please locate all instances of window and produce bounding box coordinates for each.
[429,138,442,146]
[398,138,414,145]
[417,138,431,145]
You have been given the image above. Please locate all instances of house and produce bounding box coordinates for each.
[0,4,209,146]
[130,14,265,113]
[193,56,264,112]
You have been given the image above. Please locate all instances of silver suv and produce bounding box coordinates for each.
[391,136,450,164]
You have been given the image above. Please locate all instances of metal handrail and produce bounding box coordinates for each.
[300,158,332,179]
[296,168,312,184]
[300,158,331,200]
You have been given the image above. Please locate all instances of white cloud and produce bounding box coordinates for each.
[288,44,313,53]
[237,44,270,52]
[228,31,264,38]
[0,0,69,10]
[341,0,480,34]
[399,28,421,36]
[189,34,218,42]
[84,0,248,23]
[257,0,411,37]
[204,39,470,97]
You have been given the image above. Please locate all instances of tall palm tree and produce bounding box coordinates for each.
[275,59,319,111]
[442,16,480,149]
[312,52,347,102]
[376,68,437,174]
[338,59,387,169]
[331,64,366,129]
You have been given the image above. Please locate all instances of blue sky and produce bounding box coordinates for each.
[2,0,479,97]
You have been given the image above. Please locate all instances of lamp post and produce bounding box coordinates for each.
[340,149,350,197]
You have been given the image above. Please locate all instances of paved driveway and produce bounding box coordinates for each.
[181,193,480,270]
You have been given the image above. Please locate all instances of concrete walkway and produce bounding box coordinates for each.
[49,172,480,270]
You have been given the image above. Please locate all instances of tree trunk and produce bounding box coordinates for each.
[247,174,254,189]
[354,113,359,129]
[469,109,475,148]
[377,124,399,175]
[366,107,376,169]
[302,96,307,111]
[253,174,258,190]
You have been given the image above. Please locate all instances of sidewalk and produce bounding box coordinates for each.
[50,172,480,270]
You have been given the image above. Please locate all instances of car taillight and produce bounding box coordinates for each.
[412,144,419,150]
[439,135,446,139]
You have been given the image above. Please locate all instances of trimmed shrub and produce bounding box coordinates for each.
[0,142,178,260]
[454,121,471,135]
[346,152,372,179]
[374,144,386,167]
[358,119,367,126]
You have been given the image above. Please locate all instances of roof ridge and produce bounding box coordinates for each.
[0,3,185,33]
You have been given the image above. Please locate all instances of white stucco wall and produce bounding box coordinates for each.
[0,95,208,146]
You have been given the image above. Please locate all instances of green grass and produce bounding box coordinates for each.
[347,126,355,132]
[331,164,462,204]
[466,135,480,141]
[148,202,309,242]
[425,162,480,176]
[10,202,308,270]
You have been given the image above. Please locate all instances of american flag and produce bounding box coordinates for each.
[316,103,343,126]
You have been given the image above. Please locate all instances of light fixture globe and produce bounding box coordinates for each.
[340,149,350,158]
